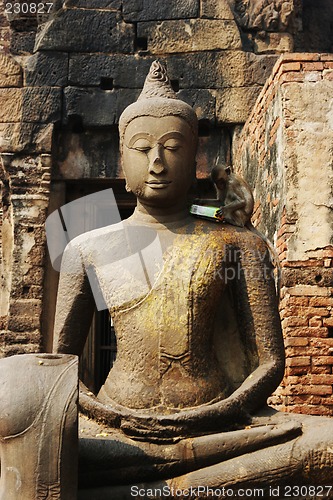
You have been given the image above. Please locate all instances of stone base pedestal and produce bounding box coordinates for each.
[0,353,78,500]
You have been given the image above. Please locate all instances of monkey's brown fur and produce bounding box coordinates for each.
[198,164,281,296]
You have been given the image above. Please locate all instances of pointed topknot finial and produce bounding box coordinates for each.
[119,60,198,142]
[138,60,177,100]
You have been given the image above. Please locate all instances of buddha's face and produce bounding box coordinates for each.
[122,115,196,208]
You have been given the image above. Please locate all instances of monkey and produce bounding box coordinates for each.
[211,165,254,227]
[195,163,281,297]
[195,164,255,228]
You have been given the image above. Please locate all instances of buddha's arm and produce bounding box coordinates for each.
[227,232,285,411]
[53,241,95,356]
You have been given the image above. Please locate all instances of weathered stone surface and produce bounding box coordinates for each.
[22,88,62,123]
[123,0,199,21]
[200,0,234,19]
[196,128,232,178]
[137,19,242,53]
[23,264,44,287]
[243,53,278,85]
[167,52,277,89]
[231,124,244,164]
[282,80,333,261]
[8,299,41,332]
[254,32,294,53]
[236,53,333,279]
[8,156,51,198]
[0,88,22,122]
[150,53,211,89]
[0,87,61,123]
[233,0,295,32]
[0,123,53,153]
[0,53,22,87]
[0,27,11,53]
[55,129,120,179]
[0,87,60,124]
[0,212,13,323]
[294,0,333,53]
[283,268,333,288]
[115,89,141,121]
[216,86,262,123]
[177,89,216,122]
[69,54,154,87]
[25,52,68,87]
[4,4,38,24]
[65,0,121,8]
[10,30,36,55]
[69,52,273,91]
[35,10,135,53]
[52,52,276,92]
[63,87,139,127]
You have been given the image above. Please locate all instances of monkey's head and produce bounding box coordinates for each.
[211,165,231,190]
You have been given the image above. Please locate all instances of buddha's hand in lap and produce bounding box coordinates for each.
[119,398,251,442]
[79,383,250,441]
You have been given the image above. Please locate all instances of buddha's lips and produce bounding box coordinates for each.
[146,180,171,186]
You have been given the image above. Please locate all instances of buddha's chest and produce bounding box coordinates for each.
[96,229,232,409]
[93,229,228,309]
[109,232,228,364]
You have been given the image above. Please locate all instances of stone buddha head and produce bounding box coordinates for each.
[119,61,198,209]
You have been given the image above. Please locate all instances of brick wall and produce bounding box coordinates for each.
[235,53,333,415]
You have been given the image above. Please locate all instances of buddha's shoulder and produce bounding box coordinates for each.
[194,220,267,249]
[65,221,125,252]
[65,220,161,256]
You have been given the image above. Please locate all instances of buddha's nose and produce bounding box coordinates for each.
[148,144,165,174]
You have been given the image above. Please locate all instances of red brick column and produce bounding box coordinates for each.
[235,53,333,416]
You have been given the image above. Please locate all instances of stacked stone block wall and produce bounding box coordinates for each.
[0,0,57,355]
[235,53,333,415]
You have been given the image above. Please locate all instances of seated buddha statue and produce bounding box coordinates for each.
[53,61,333,498]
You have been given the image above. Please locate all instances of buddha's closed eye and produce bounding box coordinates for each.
[127,139,182,153]
[164,139,181,151]
[129,139,152,152]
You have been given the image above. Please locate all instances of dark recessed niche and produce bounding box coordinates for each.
[67,115,85,134]
[198,119,211,137]
[100,77,114,90]
[11,18,38,32]
[27,227,34,233]
[171,80,179,92]
[328,327,333,338]
[315,274,322,283]
[137,37,148,51]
